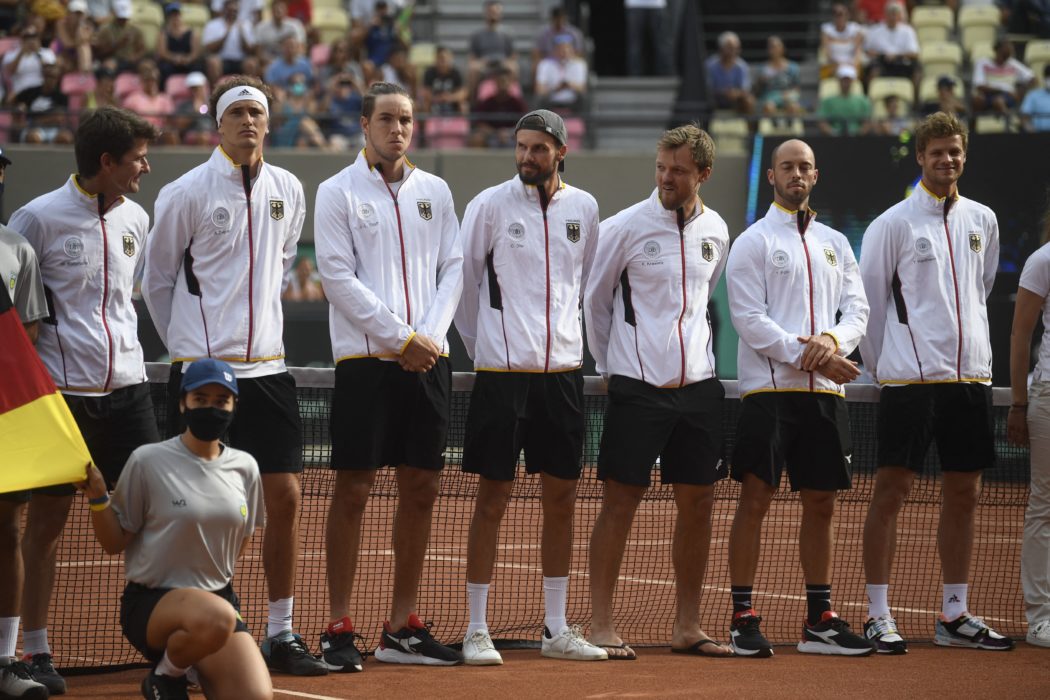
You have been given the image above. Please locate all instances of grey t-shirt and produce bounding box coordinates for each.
[0,225,47,322]
[470,28,514,62]
[112,436,264,590]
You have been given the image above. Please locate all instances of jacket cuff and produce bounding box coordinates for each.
[820,331,841,353]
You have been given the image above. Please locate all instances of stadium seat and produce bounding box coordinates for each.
[165,73,207,101]
[974,113,1010,133]
[563,116,585,150]
[868,76,915,110]
[757,117,804,137]
[313,0,343,9]
[180,3,210,32]
[1025,39,1050,78]
[132,1,163,51]
[911,6,954,45]
[0,110,12,141]
[423,116,469,149]
[969,40,995,63]
[0,36,19,57]
[918,73,962,102]
[475,76,524,101]
[61,72,96,113]
[919,41,964,78]
[313,7,350,44]
[310,42,331,68]
[818,76,863,103]
[958,5,1001,54]
[709,117,749,139]
[114,72,142,100]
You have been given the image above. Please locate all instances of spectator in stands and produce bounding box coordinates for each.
[625,0,672,76]
[855,0,887,24]
[202,0,257,84]
[379,45,417,97]
[86,66,120,110]
[704,31,754,115]
[173,71,215,145]
[469,1,518,89]
[535,34,587,113]
[255,0,307,61]
[282,256,325,301]
[1,26,56,107]
[265,35,313,92]
[365,0,400,69]
[820,1,864,79]
[123,61,177,141]
[273,72,328,148]
[818,63,872,135]
[1002,0,1050,38]
[211,0,264,25]
[350,0,407,28]
[286,0,312,26]
[872,94,914,135]
[421,45,467,115]
[319,72,364,150]
[157,3,204,87]
[972,36,1035,114]
[93,0,147,74]
[755,35,802,116]
[533,5,585,81]
[470,66,528,148]
[20,62,72,145]
[316,38,371,98]
[1021,64,1050,131]
[922,75,968,118]
[53,0,93,74]
[863,1,920,83]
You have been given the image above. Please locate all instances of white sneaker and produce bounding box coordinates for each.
[1028,620,1050,648]
[462,629,503,666]
[0,656,48,699]
[541,625,609,661]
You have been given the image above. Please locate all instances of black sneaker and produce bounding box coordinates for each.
[140,671,189,700]
[729,610,774,658]
[261,631,329,676]
[0,656,49,700]
[934,612,1015,651]
[374,614,462,665]
[797,611,876,656]
[320,617,365,672]
[25,654,64,695]
[864,615,908,654]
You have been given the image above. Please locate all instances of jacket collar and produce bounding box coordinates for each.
[67,174,124,214]
[209,146,266,179]
[913,179,959,213]
[648,189,705,228]
[354,148,415,183]
[518,174,566,203]
[767,201,817,225]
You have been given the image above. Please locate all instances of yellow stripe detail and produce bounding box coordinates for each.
[476,365,582,374]
[820,331,841,352]
[878,377,990,386]
[772,201,818,217]
[336,352,450,363]
[399,332,417,355]
[918,179,959,203]
[71,174,97,198]
[172,354,286,363]
[0,393,92,493]
[741,387,846,399]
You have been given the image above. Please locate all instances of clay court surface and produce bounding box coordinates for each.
[60,645,1050,699]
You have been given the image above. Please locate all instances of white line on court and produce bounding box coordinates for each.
[273,688,347,700]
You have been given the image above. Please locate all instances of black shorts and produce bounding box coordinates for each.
[597,376,726,488]
[731,392,853,492]
[331,357,451,471]
[120,581,248,663]
[462,370,585,481]
[168,365,303,473]
[1,383,162,500]
[877,383,995,473]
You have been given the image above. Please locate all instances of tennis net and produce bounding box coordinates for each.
[47,364,1028,671]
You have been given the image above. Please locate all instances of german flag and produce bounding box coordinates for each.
[0,286,90,493]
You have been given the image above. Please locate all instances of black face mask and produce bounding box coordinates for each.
[183,406,234,441]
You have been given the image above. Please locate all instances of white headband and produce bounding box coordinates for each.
[215,85,269,127]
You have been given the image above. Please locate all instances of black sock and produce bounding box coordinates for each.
[806,584,832,625]
[731,586,754,616]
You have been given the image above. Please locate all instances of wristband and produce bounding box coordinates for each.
[820,332,840,352]
[1011,404,1028,410]
[89,500,111,512]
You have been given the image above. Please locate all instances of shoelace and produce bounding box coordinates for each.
[563,624,590,646]
[868,618,898,636]
[468,630,496,652]
[4,660,37,681]
[30,654,55,672]
[282,634,312,656]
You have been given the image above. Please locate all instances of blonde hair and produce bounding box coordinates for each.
[657,124,716,172]
[915,111,969,154]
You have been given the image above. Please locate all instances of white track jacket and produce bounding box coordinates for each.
[142,148,304,375]
[9,176,149,394]
[455,175,599,372]
[859,182,999,385]
[585,189,729,388]
[314,151,463,362]
[727,203,869,398]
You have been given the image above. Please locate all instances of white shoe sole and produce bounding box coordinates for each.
[730,641,774,658]
[540,647,608,661]
[933,635,1014,650]
[797,641,875,656]
[374,647,462,665]
[1027,634,1050,648]
[463,654,503,666]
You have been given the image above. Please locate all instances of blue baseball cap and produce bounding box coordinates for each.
[181,358,239,395]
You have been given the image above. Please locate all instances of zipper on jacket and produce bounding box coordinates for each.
[796,210,816,391]
[380,170,413,325]
[240,166,255,362]
[538,186,552,373]
[941,196,963,379]
[97,195,114,392]
[676,207,688,388]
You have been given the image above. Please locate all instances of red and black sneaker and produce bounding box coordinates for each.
[320,616,365,672]
[729,609,774,658]
[374,614,462,666]
[798,611,876,656]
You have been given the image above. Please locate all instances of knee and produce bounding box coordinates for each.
[872,477,911,514]
[543,484,577,515]
[188,606,237,650]
[474,490,511,523]
[943,480,980,512]
[736,490,773,523]
[264,486,300,522]
[802,493,836,522]
[678,487,715,519]
[0,513,19,551]
[399,478,440,511]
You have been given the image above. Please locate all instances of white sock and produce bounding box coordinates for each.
[0,617,18,658]
[21,628,49,657]
[943,584,968,621]
[543,576,568,635]
[466,582,489,637]
[866,584,890,620]
[267,597,294,638]
[155,651,188,678]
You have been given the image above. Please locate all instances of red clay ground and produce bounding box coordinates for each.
[63,645,1050,699]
